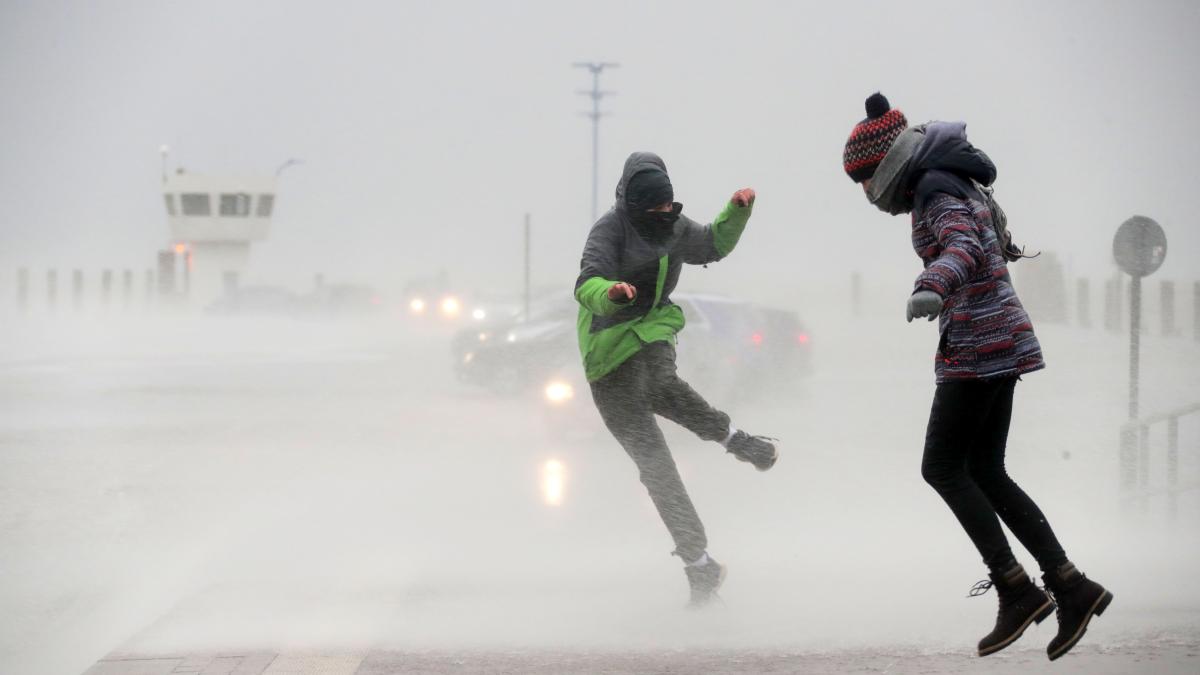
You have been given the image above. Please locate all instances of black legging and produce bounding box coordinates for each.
[922,376,1068,574]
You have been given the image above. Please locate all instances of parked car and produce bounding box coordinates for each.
[452,292,812,404]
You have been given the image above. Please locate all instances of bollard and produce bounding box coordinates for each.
[157,251,175,298]
[122,269,133,310]
[46,270,58,311]
[1194,281,1199,343]
[1167,415,1179,521]
[1076,278,1091,328]
[1160,280,1175,336]
[1104,278,1118,331]
[16,268,29,313]
[72,269,84,312]
[101,269,113,309]
[145,269,155,308]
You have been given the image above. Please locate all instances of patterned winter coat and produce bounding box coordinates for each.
[908,123,1045,383]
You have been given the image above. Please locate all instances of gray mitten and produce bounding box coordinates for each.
[906,290,944,323]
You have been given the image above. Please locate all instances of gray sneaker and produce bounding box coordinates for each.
[725,431,779,471]
[685,557,728,608]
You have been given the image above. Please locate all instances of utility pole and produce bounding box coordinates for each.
[523,213,531,319]
[573,61,619,224]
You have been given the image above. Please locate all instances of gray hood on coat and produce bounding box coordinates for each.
[614,152,669,216]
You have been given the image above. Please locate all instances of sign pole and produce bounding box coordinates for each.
[1128,274,1141,421]
[1112,215,1167,497]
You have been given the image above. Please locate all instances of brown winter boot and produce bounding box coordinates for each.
[973,564,1055,656]
[1043,562,1114,661]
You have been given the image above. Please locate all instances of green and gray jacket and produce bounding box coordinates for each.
[574,152,753,382]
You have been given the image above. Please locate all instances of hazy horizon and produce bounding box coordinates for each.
[2,0,1198,301]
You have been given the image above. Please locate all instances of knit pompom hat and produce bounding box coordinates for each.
[843,93,909,183]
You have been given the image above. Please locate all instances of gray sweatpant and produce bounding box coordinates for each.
[589,341,731,561]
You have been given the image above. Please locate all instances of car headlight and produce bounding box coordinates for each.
[409,298,426,314]
[472,308,487,321]
[440,296,461,317]
[544,380,575,404]
[541,459,566,507]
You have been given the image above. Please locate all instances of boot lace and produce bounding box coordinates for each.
[967,580,994,598]
[1044,584,1062,621]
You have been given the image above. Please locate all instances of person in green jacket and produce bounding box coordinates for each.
[575,151,778,607]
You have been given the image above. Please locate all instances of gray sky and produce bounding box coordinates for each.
[1,0,1197,298]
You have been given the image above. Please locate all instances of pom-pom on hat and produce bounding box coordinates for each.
[843,93,909,183]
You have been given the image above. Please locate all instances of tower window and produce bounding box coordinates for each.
[220,193,252,217]
[180,193,211,216]
[256,194,274,217]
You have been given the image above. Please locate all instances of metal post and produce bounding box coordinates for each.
[1076,278,1091,328]
[101,269,113,309]
[1104,278,1117,331]
[1194,281,1199,342]
[1117,273,1125,327]
[72,269,84,313]
[122,269,133,310]
[1161,280,1176,336]
[46,270,57,311]
[1167,415,1179,521]
[1129,274,1141,421]
[157,251,175,298]
[523,213,531,319]
[16,268,29,313]
[1119,424,1136,491]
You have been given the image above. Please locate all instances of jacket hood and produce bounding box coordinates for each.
[614,152,669,213]
[907,121,997,210]
[910,121,996,185]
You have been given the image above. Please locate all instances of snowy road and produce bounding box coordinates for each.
[82,641,1200,675]
[2,311,1199,674]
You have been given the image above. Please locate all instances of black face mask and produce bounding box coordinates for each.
[630,202,683,228]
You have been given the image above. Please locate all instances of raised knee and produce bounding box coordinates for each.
[921,460,961,490]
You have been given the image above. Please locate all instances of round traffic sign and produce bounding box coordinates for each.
[1113,216,1166,277]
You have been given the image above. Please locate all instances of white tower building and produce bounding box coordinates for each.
[161,171,277,306]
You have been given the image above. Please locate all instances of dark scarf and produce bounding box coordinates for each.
[630,201,682,245]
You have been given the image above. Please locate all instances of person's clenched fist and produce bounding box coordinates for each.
[732,188,756,208]
[608,282,637,303]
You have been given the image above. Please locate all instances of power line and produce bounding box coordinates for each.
[572,62,619,224]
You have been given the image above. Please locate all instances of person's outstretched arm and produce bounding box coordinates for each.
[677,188,756,265]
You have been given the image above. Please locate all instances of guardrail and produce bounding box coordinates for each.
[1121,402,1200,519]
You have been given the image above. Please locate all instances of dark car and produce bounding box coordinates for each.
[451,292,811,399]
